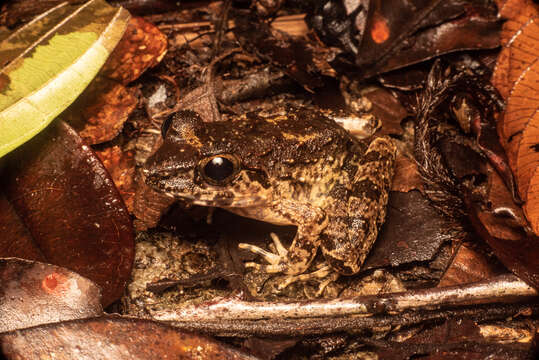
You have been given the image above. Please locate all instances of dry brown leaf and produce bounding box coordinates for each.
[64,78,138,144]
[516,110,539,200]
[501,59,539,168]
[524,166,539,234]
[492,0,539,98]
[391,154,424,193]
[492,0,539,235]
[1,315,256,359]
[0,258,103,333]
[438,244,502,288]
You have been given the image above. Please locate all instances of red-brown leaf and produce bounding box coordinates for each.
[94,146,137,212]
[0,120,134,306]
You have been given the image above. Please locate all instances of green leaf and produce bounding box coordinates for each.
[0,0,130,158]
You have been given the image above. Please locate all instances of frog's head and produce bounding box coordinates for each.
[143,110,272,208]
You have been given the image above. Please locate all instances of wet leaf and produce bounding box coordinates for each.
[361,6,500,77]
[309,0,501,78]
[0,0,130,158]
[0,258,103,333]
[0,193,41,261]
[0,315,258,359]
[0,120,134,306]
[364,191,458,269]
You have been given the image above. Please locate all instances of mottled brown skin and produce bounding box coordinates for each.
[144,106,396,278]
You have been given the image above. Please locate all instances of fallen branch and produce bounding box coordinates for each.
[149,274,538,336]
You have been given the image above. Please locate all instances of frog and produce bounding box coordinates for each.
[143,105,396,288]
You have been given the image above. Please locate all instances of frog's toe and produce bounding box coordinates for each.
[276,265,334,291]
[269,232,288,257]
[239,233,290,273]
[239,242,282,265]
[244,262,287,273]
[239,242,288,274]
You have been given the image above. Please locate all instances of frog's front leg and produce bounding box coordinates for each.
[239,199,327,276]
[321,137,396,275]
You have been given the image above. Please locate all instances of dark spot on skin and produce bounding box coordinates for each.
[361,151,383,163]
[323,254,355,275]
[342,151,360,177]
[161,113,174,138]
[355,179,381,201]
[328,183,348,199]
[246,170,270,188]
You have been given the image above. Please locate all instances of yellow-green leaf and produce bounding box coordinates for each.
[0,0,130,158]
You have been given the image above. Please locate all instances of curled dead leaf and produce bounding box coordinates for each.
[0,120,134,306]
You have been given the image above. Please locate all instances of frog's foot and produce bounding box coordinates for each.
[278,265,337,293]
[240,233,337,293]
[239,233,290,274]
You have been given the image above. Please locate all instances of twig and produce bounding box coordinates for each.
[152,275,536,321]
[160,303,539,337]
[149,275,537,336]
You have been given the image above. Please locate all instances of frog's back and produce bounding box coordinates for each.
[231,106,366,177]
[227,107,365,211]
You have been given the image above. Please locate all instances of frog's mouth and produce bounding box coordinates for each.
[190,193,268,208]
[147,176,268,208]
[145,164,270,208]
[163,185,267,207]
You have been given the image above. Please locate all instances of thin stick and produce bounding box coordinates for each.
[151,275,537,322]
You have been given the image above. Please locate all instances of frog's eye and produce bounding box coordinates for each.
[199,154,240,185]
[161,114,174,138]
